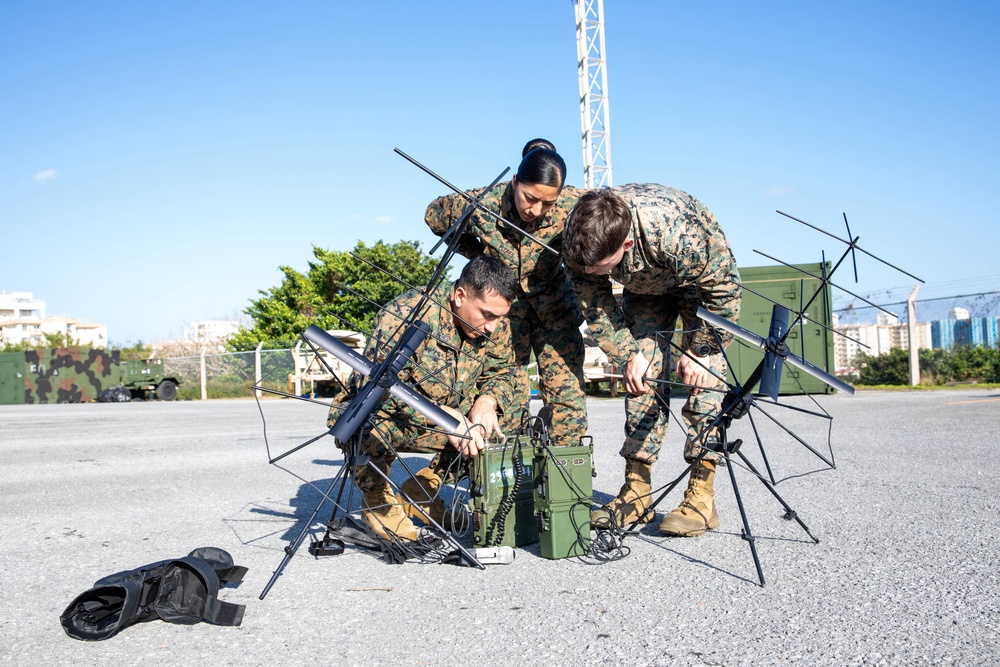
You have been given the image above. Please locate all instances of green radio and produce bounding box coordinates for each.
[469,436,539,548]
[533,437,594,559]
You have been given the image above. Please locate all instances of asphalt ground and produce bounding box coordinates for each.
[2,389,998,666]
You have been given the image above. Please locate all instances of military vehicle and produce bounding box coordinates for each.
[290,330,366,397]
[119,357,179,401]
[0,348,181,405]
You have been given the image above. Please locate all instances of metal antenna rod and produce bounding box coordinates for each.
[843,213,859,283]
[395,148,559,256]
[753,248,898,318]
[776,210,924,283]
[345,252,502,348]
[737,281,869,350]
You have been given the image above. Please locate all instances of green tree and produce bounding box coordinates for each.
[0,331,80,353]
[117,341,153,361]
[854,345,1000,385]
[855,347,910,385]
[229,239,444,351]
[920,345,1000,384]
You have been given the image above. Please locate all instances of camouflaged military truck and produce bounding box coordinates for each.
[0,348,180,405]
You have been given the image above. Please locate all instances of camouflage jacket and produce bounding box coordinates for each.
[425,181,583,299]
[332,280,519,430]
[569,183,742,367]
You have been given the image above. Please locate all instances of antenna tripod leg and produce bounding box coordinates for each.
[260,431,363,600]
[718,424,766,587]
[259,463,350,600]
[732,448,819,544]
[716,419,822,585]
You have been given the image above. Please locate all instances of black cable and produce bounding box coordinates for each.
[484,438,523,547]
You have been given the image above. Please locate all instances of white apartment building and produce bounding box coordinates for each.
[0,291,108,347]
[182,319,241,343]
[834,319,932,372]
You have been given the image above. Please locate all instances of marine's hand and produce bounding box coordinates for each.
[623,351,652,395]
[676,351,711,396]
[467,395,503,441]
[442,405,486,458]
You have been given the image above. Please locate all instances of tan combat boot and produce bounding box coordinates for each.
[591,459,654,528]
[360,477,417,542]
[658,459,720,537]
[397,467,447,526]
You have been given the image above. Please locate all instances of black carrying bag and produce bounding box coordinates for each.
[60,546,248,641]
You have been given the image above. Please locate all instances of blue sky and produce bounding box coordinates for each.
[3,1,997,344]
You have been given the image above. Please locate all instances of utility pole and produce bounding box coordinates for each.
[907,286,921,386]
[575,0,612,188]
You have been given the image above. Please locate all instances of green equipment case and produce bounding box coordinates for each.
[470,437,539,548]
[532,439,595,559]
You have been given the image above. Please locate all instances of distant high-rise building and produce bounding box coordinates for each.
[834,319,931,372]
[876,311,900,326]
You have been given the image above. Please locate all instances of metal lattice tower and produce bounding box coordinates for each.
[575,0,612,188]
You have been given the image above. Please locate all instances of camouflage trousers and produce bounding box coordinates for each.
[508,287,588,447]
[620,291,728,464]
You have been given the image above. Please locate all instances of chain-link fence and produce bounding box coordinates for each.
[166,292,1000,399]
[164,347,296,400]
[834,291,1000,327]
[833,290,1000,377]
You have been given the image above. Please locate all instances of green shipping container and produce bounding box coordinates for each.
[0,347,120,404]
[0,352,25,405]
[730,262,836,395]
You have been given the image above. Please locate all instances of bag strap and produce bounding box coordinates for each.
[203,596,246,627]
[156,557,246,627]
[182,556,245,627]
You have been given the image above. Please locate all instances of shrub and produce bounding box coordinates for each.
[856,345,1000,385]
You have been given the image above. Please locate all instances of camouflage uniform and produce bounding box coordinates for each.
[327,280,520,491]
[569,183,742,463]
[425,181,588,446]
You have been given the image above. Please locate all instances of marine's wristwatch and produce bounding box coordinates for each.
[691,343,713,358]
